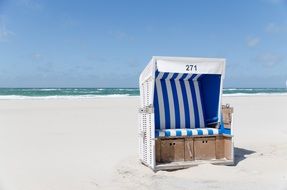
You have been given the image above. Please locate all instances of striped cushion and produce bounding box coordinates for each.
[155,128,220,138]
[154,71,206,130]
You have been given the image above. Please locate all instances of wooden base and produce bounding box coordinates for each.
[154,135,233,171]
[150,105,234,171]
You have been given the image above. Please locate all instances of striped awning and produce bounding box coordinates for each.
[154,71,206,130]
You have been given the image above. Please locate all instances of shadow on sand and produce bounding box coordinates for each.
[233,147,256,166]
[158,147,256,172]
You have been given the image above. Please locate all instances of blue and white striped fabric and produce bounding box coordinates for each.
[155,128,220,138]
[154,71,206,130]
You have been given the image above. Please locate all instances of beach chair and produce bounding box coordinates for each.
[139,56,234,171]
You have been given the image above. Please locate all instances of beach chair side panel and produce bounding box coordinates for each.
[139,78,156,169]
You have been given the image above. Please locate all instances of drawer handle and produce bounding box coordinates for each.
[169,142,176,146]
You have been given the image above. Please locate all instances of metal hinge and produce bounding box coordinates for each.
[139,104,154,113]
[139,131,146,137]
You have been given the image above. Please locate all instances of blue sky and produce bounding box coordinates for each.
[0,0,287,88]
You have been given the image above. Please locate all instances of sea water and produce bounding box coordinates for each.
[0,88,286,99]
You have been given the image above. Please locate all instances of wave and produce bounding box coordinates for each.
[37,88,61,91]
[223,93,287,96]
[224,88,255,91]
[0,88,286,99]
[0,94,132,100]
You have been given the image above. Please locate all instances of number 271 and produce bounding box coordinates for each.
[186,65,197,71]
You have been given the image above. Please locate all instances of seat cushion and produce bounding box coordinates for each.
[155,128,220,138]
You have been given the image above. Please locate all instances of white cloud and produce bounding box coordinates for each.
[246,36,260,47]
[0,16,14,42]
[59,15,79,29]
[263,0,286,4]
[31,53,44,61]
[127,58,140,68]
[16,0,43,10]
[266,22,287,33]
[108,30,134,41]
[62,19,78,28]
[255,53,284,67]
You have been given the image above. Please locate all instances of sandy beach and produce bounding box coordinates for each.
[0,96,286,190]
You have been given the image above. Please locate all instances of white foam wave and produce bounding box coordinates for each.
[37,88,61,91]
[0,94,133,100]
[223,93,287,97]
[223,88,238,91]
[224,88,256,91]
[1,92,287,100]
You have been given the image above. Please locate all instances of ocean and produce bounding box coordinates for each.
[0,88,286,99]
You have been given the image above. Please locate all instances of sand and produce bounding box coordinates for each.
[0,96,286,190]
